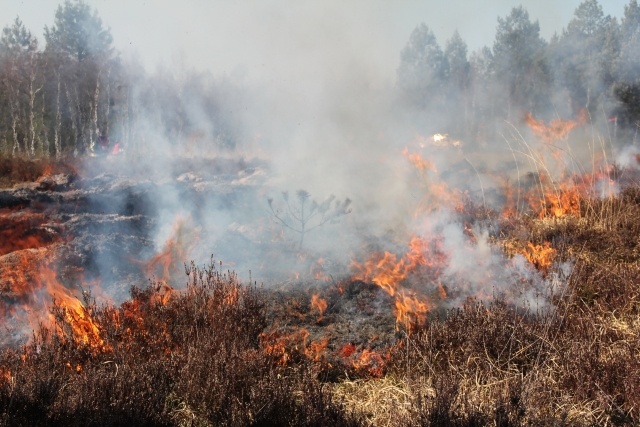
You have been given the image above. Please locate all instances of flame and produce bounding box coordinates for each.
[149,281,174,306]
[352,251,405,296]
[501,170,613,219]
[352,236,445,295]
[402,148,465,212]
[522,242,556,274]
[143,216,197,282]
[305,337,328,362]
[352,236,446,330]
[260,328,330,365]
[402,147,435,172]
[40,265,105,351]
[310,293,327,321]
[0,239,106,350]
[260,328,310,366]
[338,343,357,358]
[395,290,432,331]
[0,367,11,387]
[524,177,583,219]
[524,110,586,143]
[0,210,61,256]
[352,349,386,378]
[311,258,331,282]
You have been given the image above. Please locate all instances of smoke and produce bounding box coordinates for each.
[62,0,636,314]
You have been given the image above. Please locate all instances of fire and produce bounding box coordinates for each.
[413,133,462,149]
[149,281,174,306]
[352,236,446,330]
[352,349,386,378]
[0,234,106,350]
[0,367,11,387]
[260,328,331,365]
[338,343,357,358]
[525,177,584,219]
[402,148,465,212]
[143,216,197,282]
[260,328,310,366]
[402,147,435,172]
[353,251,405,296]
[0,211,60,256]
[40,265,105,351]
[524,110,586,143]
[310,293,327,321]
[305,337,328,362]
[352,236,445,296]
[395,290,432,331]
[522,242,556,274]
[501,170,609,219]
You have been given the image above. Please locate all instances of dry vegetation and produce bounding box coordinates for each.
[1,158,640,426]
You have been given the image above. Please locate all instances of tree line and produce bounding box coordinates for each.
[0,0,240,158]
[1,0,639,159]
[397,0,640,142]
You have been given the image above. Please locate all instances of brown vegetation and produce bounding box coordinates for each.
[1,159,640,426]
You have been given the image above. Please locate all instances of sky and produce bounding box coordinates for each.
[3,0,631,84]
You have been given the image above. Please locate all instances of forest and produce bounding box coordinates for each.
[0,0,639,158]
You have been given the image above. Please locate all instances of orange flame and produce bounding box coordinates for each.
[352,236,445,331]
[39,265,105,351]
[524,110,586,143]
[260,328,310,366]
[402,147,435,172]
[338,343,357,358]
[305,337,329,362]
[402,148,465,212]
[352,349,386,378]
[0,210,61,256]
[525,176,585,219]
[143,216,197,282]
[1,245,106,351]
[310,293,327,321]
[395,290,432,331]
[521,242,556,274]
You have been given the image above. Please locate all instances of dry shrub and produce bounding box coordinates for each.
[0,260,360,426]
[2,179,640,426]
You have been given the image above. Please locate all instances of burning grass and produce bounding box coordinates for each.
[2,157,640,425]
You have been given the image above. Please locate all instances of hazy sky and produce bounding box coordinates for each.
[3,0,631,83]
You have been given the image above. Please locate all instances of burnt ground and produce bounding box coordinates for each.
[0,155,270,344]
[0,155,410,376]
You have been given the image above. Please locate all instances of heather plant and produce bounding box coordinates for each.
[0,260,361,427]
[2,182,640,426]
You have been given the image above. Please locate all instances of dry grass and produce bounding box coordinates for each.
[331,376,417,426]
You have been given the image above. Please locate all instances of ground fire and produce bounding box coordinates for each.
[1,113,639,425]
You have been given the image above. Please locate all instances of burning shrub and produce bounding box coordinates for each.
[0,260,361,426]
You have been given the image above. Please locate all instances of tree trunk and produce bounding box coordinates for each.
[54,73,62,158]
[65,83,79,154]
[90,72,100,152]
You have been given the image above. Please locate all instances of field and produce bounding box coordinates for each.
[1,125,640,427]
